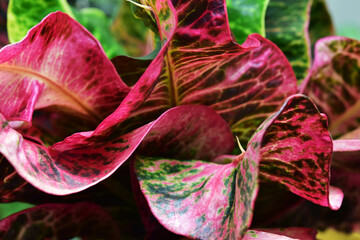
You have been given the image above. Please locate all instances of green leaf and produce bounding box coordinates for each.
[7,0,126,58]
[227,0,270,44]
[265,0,312,82]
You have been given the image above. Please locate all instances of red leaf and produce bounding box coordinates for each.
[0,105,233,195]
[244,227,317,240]
[259,94,342,210]
[0,12,129,124]
[124,0,297,143]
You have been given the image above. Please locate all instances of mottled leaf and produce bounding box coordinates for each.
[0,202,121,239]
[0,12,129,124]
[126,0,297,144]
[134,94,333,239]
[259,94,342,210]
[302,36,360,138]
[265,0,312,82]
[7,0,125,58]
[244,227,317,240]
[134,146,259,239]
[0,104,233,195]
[226,0,269,43]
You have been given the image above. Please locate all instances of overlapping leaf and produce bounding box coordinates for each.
[265,0,312,82]
[0,202,121,239]
[134,94,339,239]
[126,0,297,144]
[0,102,233,195]
[226,0,269,43]
[302,36,360,138]
[0,11,129,124]
[7,0,125,58]
[259,95,342,210]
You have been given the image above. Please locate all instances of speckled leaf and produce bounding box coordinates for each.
[0,12,129,124]
[126,0,297,144]
[7,0,125,58]
[244,228,317,240]
[226,0,269,44]
[133,95,331,239]
[0,202,121,239]
[0,105,233,195]
[134,147,259,239]
[259,94,342,210]
[265,0,312,82]
[302,36,360,138]
[308,0,334,58]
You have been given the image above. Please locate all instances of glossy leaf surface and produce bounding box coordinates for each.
[0,12,129,124]
[265,0,312,82]
[0,202,120,239]
[7,0,125,58]
[0,105,233,195]
[226,0,269,43]
[259,95,342,210]
[127,0,297,144]
[134,95,335,239]
[302,36,360,138]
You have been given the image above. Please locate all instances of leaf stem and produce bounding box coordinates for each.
[236,136,246,153]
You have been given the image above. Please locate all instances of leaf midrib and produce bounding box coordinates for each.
[0,64,101,122]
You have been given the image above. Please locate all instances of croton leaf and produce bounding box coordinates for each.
[133,94,337,239]
[301,36,360,138]
[125,0,297,144]
[226,0,269,44]
[0,202,121,239]
[265,0,312,82]
[0,11,129,124]
[244,227,317,240]
[259,94,342,210]
[0,104,233,195]
[7,0,125,58]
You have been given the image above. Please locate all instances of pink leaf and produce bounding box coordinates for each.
[124,0,297,143]
[0,11,130,124]
[301,36,360,138]
[0,105,233,195]
[133,95,331,239]
[0,202,121,239]
[259,94,343,210]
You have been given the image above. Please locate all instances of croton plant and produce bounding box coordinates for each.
[0,0,358,239]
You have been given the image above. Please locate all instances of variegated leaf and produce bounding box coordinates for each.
[302,36,360,138]
[134,94,333,238]
[0,105,233,195]
[259,94,342,210]
[265,0,312,82]
[226,0,270,43]
[0,202,121,239]
[0,12,129,124]
[126,0,297,144]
